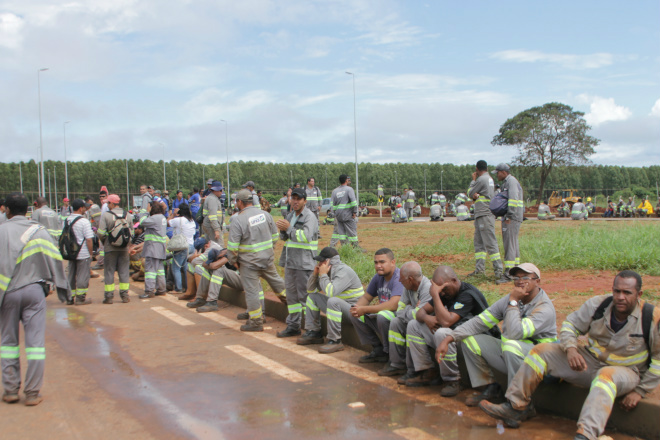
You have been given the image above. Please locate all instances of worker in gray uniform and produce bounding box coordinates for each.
[456,201,470,221]
[479,270,660,440]
[429,202,444,221]
[0,192,69,406]
[571,198,589,220]
[299,247,364,353]
[493,163,524,284]
[138,184,153,220]
[378,262,432,381]
[276,187,319,338]
[138,201,168,299]
[31,197,61,241]
[436,263,557,407]
[97,194,133,304]
[202,180,224,246]
[537,201,555,220]
[305,177,322,226]
[227,189,285,332]
[404,187,416,222]
[192,248,244,313]
[242,181,261,209]
[329,174,361,249]
[467,160,503,279]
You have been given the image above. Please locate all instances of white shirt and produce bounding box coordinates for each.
[169,217,196,246]
[67,213,95,260]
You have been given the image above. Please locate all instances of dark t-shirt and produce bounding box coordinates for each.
[366,267,405,303]
[428,281,481,329]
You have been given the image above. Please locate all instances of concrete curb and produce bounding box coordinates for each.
[218,287,659,439]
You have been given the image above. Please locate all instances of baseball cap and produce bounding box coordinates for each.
[242,180,255,188]
[491,163,511,175]
[396,203,402,208]
[210,180,224,191]
[313,246,339,262]
[107,194,120,204]
[510,263,541,279]
[236,189,253,202]
[291,188,306,199]
[71,198,88,210]
[194,237,207,251]
[63,197,70,202]
[207,178,214,185]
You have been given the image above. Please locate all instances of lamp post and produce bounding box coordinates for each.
[63,121,70,199]
[220,120,230,200]
[395,169,398,194]
[37,68,49,197]
[346,71,359,204]
[441,169,444,193]
[424,169,427,205]
[19,163,23,193]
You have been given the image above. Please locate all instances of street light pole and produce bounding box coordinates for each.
[220,120,230,200]
[395,170,398,194]
[19,163,23,193]
[63,121,70,199]
[346,71,359,204]
[424,169,427,205]
[37,68,49,197]
[441,170,444,193]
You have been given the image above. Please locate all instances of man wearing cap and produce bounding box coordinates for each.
[585,197,595,215]
[305,177,323,229]
[32,197,61,242]
[329,174,361,248]
[59,198,72,221]
[393,203,407,223]
[404,187,416,222]
[467,160,503,279]
[298,247,364,353]
[571,198,589,221]
[493,163,524,284]
[227,189,285,332]
[138,185,153,220]
[202,181,225,246]
[436,263,557,408]
[97,194,133,304]
[276,187,319,337]
[242,181,261,209]
[65,199,95,305]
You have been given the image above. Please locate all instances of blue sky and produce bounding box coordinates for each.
[1,0,658,167]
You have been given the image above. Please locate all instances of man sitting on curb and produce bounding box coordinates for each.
[298,247,364,353]
[436,263,557,407]
[479,270,660,440]
[406,265,496,397]
[349,248,404,363]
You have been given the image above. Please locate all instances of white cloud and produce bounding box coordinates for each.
[0,12,25,49]
[651,99,660,117]
[491,50,614,69]
[577,94,632,126]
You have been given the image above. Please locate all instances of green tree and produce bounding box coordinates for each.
[492,102,599,204]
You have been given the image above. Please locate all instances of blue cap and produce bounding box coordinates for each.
[194,237,207,251]
[211,180,224,191]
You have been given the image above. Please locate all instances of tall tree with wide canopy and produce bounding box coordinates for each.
[492,102,599,203]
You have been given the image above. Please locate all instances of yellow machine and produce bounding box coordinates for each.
[548,189,580,208]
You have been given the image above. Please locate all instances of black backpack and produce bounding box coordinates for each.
[107,211,131,248]
[59,216,84,261]
[489,190,509,217]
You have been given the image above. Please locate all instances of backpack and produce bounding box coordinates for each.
[59,216,84,260]
[107,211,131,248]
[489,190,509,217]
[592,296,655,366]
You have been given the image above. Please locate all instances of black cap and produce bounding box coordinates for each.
[71,198,89,210]
[291,188,306,199]
[313,247,339,262]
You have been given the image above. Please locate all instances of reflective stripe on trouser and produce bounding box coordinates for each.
[103,250,130,297]
[405,207,413,221]
[461,334,533,388]
[202,223,224,247]
[329,217,359,247]
[501,219,521,271]
[304,292,352,341]
[284,268,313,330]
[506,344,639,440]
[67,257,91,296]
[144,257,166,294]
[208,267,243,302]
[473,215,503,275]
[239,263,285,321]
[407,321,459,381]
[0,284,46,395]
[349,311,393,352]
[388,316,414,372]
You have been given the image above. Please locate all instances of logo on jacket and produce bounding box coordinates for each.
[249,213,266,227]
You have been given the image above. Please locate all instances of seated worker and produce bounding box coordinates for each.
[406,266,498,397]
[191,248,242,313]
[558,199,570,217]
[571,198,588,220]
[298,247,364,353]
[349,248,404,363]
[412,204,422,217]
[479,270,660,440]
[636,197,654,217]
[177,237,209,300]
[378,262,432,379]
[429,202,444,222]
[392,204,407,223]
[436,263,557,407]
[585,197,595,214]
[456,201,470,221]
[537,201,555,220]
[603,200,615,218]
[323,210,335,226]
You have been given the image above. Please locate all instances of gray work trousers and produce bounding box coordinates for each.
[501,219,521,271]
[329,217,359,247]
[0,284,46,396]
[240,263,285,321]
[507,344,640,440]
[305,293,352,341]
[474,215,503,276]
[68,257,91,297]
[349,311,394,352]
[388,316,415,372]
[407,321,459,381]
[461,334,533,388]
[144,257,166,294]
[284,268,312,330]
[195,266,263,309]
[405,207,413,221]
[103,250,130,298]
[202,223,224,247]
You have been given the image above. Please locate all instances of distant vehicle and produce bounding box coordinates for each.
[548,189,580,208]
[320,198,332,215]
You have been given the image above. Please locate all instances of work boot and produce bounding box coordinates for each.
[465,383,505,407]
[66,298,74,305]
[318,339,344,354]
[155,291,167,296]
[120,293,131,303]
[296,330,324,345]
[404,368,439,387]
[358,347,388,363]
[91,264,103,270]
[89,272,100,279]
[277,326,301,338]
[240,318,264,332]
[186,297,206,308]
[237,311,249,320]
[440,381,461,397]
[396,371,419,384]
[196,301,219,313]
[378,364,407,377]
[103,295,113,304]
[178,292,195,301]
[139,292,155,299]
[495,275,512,285]
[75,294,92,305]
[2,392,19,404]
[478,400,536,428]
[466,270,484,278]
[24,393,44,407]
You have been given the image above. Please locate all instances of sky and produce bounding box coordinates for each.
[1,0,659,168]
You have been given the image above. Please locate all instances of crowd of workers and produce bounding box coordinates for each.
[0,161,658,440]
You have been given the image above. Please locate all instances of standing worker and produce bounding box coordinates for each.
[138,185,153,220]
[467,160,503,279]
[242,181,261,209]
[138,201,168,299]
[65,199,95,305]
[0,192,69,406]
[329,175,361,249]
[97,194,133,304]
[492,163,523,284]
[32,197,61,241]
[202,180,224,246]
[305,177,323,232]
[404,187,416,222]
